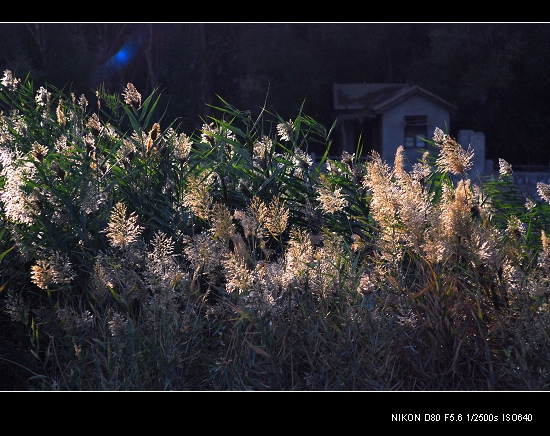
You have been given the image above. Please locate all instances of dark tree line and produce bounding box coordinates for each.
[1,23,550,165]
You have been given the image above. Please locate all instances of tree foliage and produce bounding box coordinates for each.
[1,23,550,164]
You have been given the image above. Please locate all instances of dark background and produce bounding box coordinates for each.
[1,22,549,166]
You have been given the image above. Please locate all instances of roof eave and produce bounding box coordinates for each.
[373,85,457,113]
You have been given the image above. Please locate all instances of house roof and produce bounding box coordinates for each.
[333,83,457,116]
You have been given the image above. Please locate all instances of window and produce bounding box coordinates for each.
[404,115,427,148]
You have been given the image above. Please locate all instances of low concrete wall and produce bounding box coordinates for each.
[510,171,550,199]
[483,170,550,199]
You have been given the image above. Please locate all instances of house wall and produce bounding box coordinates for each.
[380,95,450,164]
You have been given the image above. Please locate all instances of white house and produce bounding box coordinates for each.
[332,83,458,167]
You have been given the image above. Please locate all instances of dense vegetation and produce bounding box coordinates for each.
[1,71,550,390]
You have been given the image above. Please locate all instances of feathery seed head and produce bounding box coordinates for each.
[122,83,142,109]
[209,203,236,244]
[183,174,214,221]
[537,182,550,203]
[1,70,20,91]
[434,130,474,175]
[56,98,67,126]
[265,196,289,237]
[277,119,295,142]
[498,158,513,177]
[105,202,143,250]
[31,252,75,290]
[35,86,51,107]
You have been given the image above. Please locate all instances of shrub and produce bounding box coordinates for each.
[0,70,549,390]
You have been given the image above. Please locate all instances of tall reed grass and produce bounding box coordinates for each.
[0,70,549,390]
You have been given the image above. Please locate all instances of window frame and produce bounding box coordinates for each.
[403,115,428,149]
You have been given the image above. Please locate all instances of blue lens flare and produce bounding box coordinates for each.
[96,29,144,80]
[112,46,133,66]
